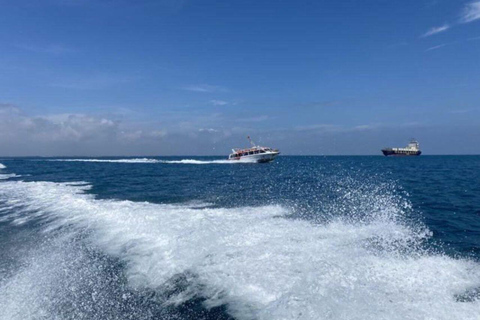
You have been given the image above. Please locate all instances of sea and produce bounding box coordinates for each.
[0,156,479,320]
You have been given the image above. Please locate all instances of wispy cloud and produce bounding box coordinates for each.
[198,128,219,133]
[425,44,448,51]
[210,100,228,106]
[237,115,270,122]
[421,24,450,37]
[294,100,344,109]
[420,2,480,40]
[294,124,343,132]
[183,84,227,93]
[424,35,480,52]
[460,1,480,23]
[294,122,422,134]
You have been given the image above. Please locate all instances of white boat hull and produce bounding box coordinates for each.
[229,151,279,163]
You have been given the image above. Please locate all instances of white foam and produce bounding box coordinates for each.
[48,158,252,164]
[0,174,20,180]
[49,158,161,164]
[0,164,19,180]
[159,158,255,164]
[0,180,479,319]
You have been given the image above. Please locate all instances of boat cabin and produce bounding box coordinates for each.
[229,147,273,159]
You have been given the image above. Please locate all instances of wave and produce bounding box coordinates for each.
[0,174,21,180]
[0,163,20,180]
[0,180,479,319]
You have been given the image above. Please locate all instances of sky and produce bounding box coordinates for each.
[0,0,479,156]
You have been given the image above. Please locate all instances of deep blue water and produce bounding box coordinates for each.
[0,156,479,319]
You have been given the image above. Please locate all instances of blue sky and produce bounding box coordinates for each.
[0,0,479,156]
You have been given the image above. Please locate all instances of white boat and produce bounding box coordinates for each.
[228,136,280,163]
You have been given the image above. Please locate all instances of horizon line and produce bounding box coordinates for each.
[2,154,480,158]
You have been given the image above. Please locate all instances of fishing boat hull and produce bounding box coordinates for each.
[229,151,279,163]
[382,149,421,156]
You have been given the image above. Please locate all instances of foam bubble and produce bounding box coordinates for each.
[0,163,6,169]
[0,181,479,319]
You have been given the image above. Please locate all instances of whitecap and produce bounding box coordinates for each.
[0,174,21,180]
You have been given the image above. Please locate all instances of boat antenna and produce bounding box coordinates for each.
[247,135,256,147]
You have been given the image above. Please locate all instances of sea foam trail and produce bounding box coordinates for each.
[49,158,161,164]
[0,163,6,169]
[49,158,255,164]
[159,158,256,164]
[0,181,480,319]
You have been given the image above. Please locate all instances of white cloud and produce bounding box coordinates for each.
[210,100,228,106]
[460,1,480,23]
[425,44,447,51]
[421,24,450,37]
[353,125,372,131]
[237,115,270,122]
[294,124,343,132]
[0,104,172,155]
[183,84,227,93]
[199,128,219,133]
[419,2,480,40]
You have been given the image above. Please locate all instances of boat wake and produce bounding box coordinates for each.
[49,158,257,164]
[0,173,479,319]
[159,158,257,164]
[49,158,161,164]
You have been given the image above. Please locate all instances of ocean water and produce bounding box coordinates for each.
[0,156,479,320]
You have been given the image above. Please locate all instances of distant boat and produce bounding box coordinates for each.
[382,139,421,156]
[228,136,280,163]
